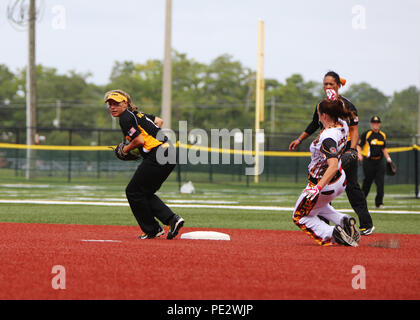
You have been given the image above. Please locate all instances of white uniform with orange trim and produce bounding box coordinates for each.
[292,119,352,246]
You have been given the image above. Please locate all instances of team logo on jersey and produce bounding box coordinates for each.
[326,89,337,101]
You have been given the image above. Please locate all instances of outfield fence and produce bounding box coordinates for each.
[0,127,419,195]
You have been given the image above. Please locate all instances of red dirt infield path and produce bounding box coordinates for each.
[0,222,419,300]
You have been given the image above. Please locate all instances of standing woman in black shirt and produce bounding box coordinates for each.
[289,71,375,236]
[105,89,184,239]
[358,116,392,208]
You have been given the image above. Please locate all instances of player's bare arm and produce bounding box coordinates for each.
[289,132,310,151]
[357,145,363,161]
[317,157,338,189]
[383,148,392,162]
[154,117,164,128]
[123,135,145,154]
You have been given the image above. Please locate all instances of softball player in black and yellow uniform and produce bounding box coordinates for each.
[358,116,392,208]
[105,90,184,240]
[289,71,374,236]
[292,96,360,247]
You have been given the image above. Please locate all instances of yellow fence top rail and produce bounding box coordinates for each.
[0,142,416,157]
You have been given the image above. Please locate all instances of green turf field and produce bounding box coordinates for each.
[0,173,419,234]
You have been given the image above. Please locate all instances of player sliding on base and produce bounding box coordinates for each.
[292,92,360,246]
[289,71,374,236]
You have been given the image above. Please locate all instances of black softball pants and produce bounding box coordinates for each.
[362,158,385,207]
[125,146,176,235]
[343,156,374,229]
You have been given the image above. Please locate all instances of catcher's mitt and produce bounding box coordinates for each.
[341,148,358,171]
[114,142,140,161]
[386,161,397,176]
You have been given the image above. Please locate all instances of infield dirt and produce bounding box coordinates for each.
[0,223,419,300]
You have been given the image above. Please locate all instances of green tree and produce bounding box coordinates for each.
[341,82,389,132]
[0,65,19,128]
[0,65,18,102]
[171,51,206,127]
[9,66,104,145]
[106,59,163,113]
[266,74,321,133]
[193,54,253,129]
[383,86,419,137]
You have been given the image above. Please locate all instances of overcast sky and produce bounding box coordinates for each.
[1,0,420,96]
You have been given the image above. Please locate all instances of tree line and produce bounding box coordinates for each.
[1,50,418,141]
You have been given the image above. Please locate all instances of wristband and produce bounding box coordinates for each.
[297,138,302,143]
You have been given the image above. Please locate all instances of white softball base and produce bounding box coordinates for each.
[180,231,230,241]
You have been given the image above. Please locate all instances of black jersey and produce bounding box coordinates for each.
[118,109,167,158]
[305,96,359,136]
[359,130,386,160]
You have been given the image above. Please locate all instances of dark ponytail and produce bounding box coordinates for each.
[318,99,352,122]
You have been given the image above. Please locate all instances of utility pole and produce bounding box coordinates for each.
[26,0,37,180]
[161,0,172,129]
[7,0,41,179]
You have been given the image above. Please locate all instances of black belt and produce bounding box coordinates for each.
[308,169,342,185]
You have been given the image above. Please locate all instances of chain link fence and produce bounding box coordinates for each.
[0,127,417,190]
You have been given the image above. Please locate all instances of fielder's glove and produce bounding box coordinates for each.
[386,161,397,176]
[304,184,322,201]
[341,148,358,171]
[114,142,140,161]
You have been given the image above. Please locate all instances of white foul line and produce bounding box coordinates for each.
[0,199,420,215]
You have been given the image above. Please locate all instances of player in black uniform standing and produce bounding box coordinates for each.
[105,89,184,239]
[358,116,392,208]
[289,71,375,236]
